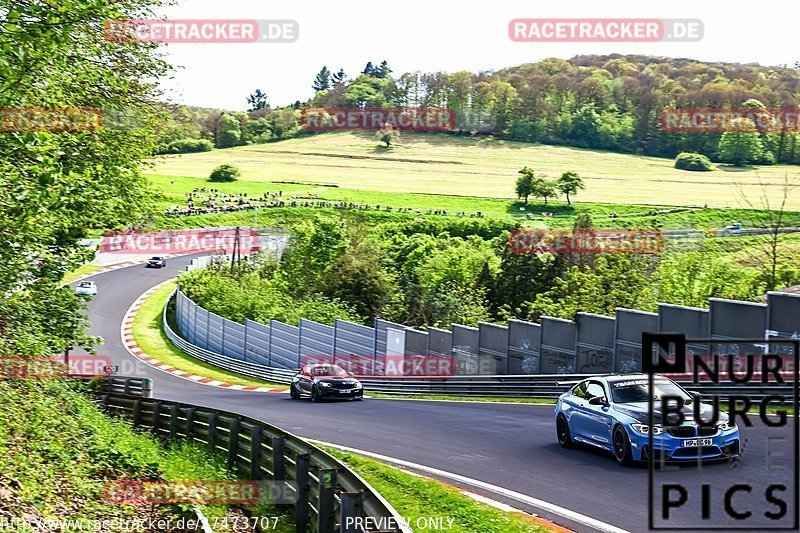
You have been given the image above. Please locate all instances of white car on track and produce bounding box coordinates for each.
[74,280,97,297]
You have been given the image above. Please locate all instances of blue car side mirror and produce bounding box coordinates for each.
[589,396,608,406]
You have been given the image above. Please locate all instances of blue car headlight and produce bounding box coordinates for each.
[630,424,666,436]
[717,419,736,431]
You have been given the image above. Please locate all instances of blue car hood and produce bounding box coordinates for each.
[614,401,719,425]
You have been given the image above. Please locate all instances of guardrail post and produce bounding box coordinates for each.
[243,319,249,362]
[267,321,273,367]
[152,401,162,435]
[132,399,142,428]
[250,426,263,480]
[317,468,337,533]
[101,393,110,409]
[221,318,226,356]
[339,492,363,533]
[185,407,195,439]
[207,412,218,450]
[142,378,153,398]
[191,294,198,344]
[332,322,337,368]
[271,437,285,480]
[168,404,179,440]
[123,378,131,395]
[295,454,310,533]
[227,418,241,470]
[206,310,211,350]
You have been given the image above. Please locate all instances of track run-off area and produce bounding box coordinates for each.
[75,255,792,533]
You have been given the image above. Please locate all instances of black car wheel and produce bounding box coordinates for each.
[556,414,573,448]
[311,386,323,403]
[613,425,634,466]
[289,384,300,400]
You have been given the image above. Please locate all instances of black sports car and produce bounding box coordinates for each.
[290,364,363,402]
[146,256,166,268]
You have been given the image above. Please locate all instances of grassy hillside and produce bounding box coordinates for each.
[148,132,800,210]
[0,380,292,531]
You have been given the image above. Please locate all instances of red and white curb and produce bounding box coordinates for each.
[120,280,288,393]
[62,260,141,287]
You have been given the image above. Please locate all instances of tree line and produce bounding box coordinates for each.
[159,55,800,165]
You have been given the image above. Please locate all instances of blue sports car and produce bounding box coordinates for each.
[554,374,741,465]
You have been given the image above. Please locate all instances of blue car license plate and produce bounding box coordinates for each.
[683,438,712,447]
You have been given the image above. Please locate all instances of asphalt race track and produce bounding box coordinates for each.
[76,256,798,533]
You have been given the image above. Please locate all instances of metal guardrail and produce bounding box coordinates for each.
[95,391,410,533]
[76,375,153,397]
[161,301,795,400]
[163,295,296,385]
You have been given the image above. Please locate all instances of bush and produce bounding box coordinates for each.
[754,150,777,165]
[180,267,362,326]
[674,152,713,171]
[162,138,213,154]
[208,164,240,183]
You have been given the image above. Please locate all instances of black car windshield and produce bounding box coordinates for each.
[311,365,349,378]
[610,378,691,403]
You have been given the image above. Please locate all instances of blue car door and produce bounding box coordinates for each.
[580,381,614,446]
[563,381,591,438]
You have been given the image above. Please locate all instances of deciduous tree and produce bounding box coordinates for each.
[557,171,585,206]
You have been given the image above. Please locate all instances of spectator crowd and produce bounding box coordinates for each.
[163,188,487,218]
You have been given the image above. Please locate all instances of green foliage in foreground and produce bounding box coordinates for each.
[0,0,167,356]
[324,448,551,533]
[0,381,223,522]
[0,380,294,531]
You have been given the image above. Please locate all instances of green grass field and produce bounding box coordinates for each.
[132,280,286,389]
[148,131,800,210]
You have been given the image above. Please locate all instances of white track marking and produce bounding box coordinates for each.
[308,440,630,533]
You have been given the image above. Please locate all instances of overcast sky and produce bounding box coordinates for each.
[157,0,795,110]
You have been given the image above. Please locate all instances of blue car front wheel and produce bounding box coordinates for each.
[556,414,573,448]
[613,426,634,466]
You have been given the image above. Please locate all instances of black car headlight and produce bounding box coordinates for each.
[631,424,665,435]
[320,382,332,388]
[353,382,362,389]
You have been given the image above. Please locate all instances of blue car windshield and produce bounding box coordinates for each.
[610,379,691,403]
